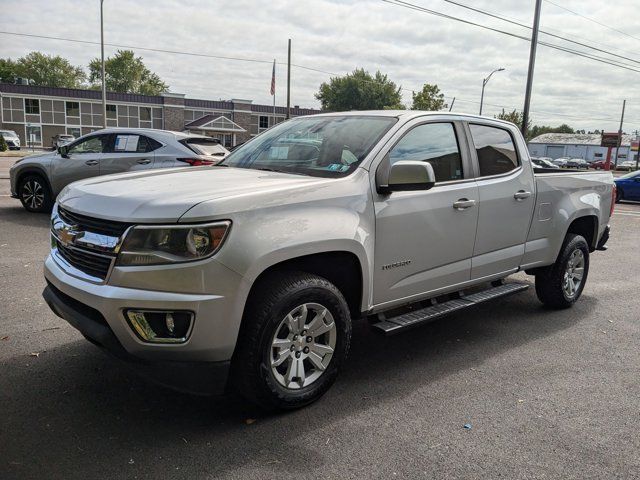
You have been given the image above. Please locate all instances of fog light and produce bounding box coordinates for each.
[125,310,193,344]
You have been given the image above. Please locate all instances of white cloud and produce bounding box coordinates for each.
[1,0,639,131]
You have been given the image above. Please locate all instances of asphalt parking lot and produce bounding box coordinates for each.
[1,170,639,479]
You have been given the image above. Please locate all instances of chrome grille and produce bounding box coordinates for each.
[58,207,130,237]
[55,242,115,280]
[51,205,127,282]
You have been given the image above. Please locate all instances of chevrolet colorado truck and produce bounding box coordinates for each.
[42,112,614,409]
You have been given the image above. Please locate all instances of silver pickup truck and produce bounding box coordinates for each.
[42,112,615,409]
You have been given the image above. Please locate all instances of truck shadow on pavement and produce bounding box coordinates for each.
[0,287,595,479]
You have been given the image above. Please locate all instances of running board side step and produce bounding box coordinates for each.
[372,282,529,335]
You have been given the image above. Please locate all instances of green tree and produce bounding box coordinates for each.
[495,109,531,135]
[0,135,7,152]
[528,123,575,140]
[0,58,18,83]
[0,52,86,87]
[89,50,168,95]
[411,83,446,111]
[315,68,403,111]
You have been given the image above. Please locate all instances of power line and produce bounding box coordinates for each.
[544,0,640,43]
[382,0,640,73]
[433,0,640,67]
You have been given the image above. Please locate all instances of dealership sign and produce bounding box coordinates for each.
[601,133,621,148]
[631,140,639,152]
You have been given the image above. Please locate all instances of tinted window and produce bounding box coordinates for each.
[113,134,161,153]
[388,123,463,182]
[68,135,109,154]
[469,124,519,176]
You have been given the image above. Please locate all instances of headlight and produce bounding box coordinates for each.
[116,221,231,266]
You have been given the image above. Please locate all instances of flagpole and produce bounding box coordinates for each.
[272,58,276,126]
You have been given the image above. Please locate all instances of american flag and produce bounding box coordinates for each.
[270,60,276,96]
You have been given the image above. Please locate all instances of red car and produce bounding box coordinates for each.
[591,160,608,170]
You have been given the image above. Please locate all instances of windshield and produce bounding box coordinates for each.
[220,115,397,177]
[619,170,640,179]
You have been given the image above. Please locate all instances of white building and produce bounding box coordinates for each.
[528,133,638,163]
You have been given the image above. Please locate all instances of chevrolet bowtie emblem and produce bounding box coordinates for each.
[58,225,78,246]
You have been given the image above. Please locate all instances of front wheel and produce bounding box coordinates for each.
[18,174,53,213]
[535,234,590,309]
[231,272,352,410]
[615,188,623,203]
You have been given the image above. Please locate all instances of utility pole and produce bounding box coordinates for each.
[286,39,291,119]
[521,0,543,137]
[614,99,626,169]
[449,97,456,112]
[100,0,107,129]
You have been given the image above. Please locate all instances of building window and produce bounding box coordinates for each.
[67,127,82,138]
[259,116,269,129]
[2,97,24,123]
[139,107,151,121]
[25,98,40,115]
[66,101,80,117]
[106,104,117,119]
[26,124,42,146]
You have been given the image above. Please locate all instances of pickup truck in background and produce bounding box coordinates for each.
[42,112,615,410]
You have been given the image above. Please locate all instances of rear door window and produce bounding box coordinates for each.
[113,134,161,153]
[469,124,519,176]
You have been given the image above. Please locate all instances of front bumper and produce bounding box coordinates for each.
[43,252,251,394]
[43,282,231,395]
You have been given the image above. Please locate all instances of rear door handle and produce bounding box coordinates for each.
[85,160,98,166]
[453,198,477,210]
[514,190,532,200]
[137,158,151,165]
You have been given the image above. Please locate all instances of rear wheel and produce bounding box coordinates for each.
[18,174,53,213]
[535,234,589,309]
[231,272,352,410]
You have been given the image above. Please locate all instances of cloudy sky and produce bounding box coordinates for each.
[2,0,640,131]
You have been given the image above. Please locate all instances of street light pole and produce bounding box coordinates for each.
[100,0,107,129]
[479,68,505,116]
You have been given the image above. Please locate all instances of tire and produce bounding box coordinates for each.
[18,174,53,213]
[615,187,623,203]
[535,234,590,309]
[231,271,352,410]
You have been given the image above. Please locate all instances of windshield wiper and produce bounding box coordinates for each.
[254,167,308,176]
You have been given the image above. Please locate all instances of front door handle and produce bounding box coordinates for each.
[137,158,151,165]
[453,198,477,210]
[85,160,98,166]
[514,190,532,201]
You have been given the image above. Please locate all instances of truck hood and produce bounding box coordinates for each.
[57,166,334,222]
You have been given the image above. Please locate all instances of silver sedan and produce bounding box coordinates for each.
[9,128,229,212]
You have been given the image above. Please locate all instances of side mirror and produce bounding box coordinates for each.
[378,160,436,193]
[58,146,69,158]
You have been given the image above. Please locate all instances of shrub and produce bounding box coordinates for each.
[0,135,7,152]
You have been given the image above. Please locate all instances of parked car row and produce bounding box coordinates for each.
[534,155,639,171]
[9,128,230,212]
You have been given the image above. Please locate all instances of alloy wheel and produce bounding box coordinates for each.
[22,179,44,210]
[563,249,585,298]
[270,303,337,389]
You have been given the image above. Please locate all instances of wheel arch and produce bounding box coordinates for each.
[16,167,53,196]
[244,250,365,319]
[565,214,599,252]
